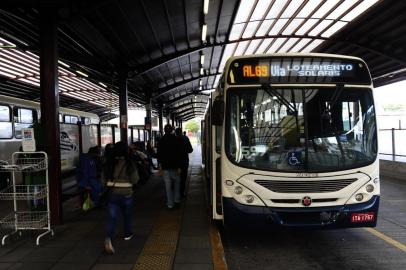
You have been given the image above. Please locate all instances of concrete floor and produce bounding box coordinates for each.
[220,177,406,270]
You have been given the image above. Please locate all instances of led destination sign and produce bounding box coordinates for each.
[230,57,371,85]
[243,64,354,78]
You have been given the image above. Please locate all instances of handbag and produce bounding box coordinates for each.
[82,191,93,211]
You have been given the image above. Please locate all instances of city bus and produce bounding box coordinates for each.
[202,53,379,228]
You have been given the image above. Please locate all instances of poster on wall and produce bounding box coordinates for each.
[60,124,79,171]
[21,128,36,152]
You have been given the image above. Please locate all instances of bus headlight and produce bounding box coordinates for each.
[366,184,374,193]
[244,195,255,203]
[226,180,234,186]
[346,178,379,205]
[355,193,364,201]
[234,186,243,194]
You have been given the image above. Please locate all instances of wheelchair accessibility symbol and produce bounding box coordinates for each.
[287,152,302,166]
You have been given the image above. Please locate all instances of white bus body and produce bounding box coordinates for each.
[203,53,379,228]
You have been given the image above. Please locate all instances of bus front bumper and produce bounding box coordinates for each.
[222,195,380,229]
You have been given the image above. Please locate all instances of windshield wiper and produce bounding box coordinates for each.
[261,83,296,114]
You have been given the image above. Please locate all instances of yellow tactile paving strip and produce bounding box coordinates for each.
[209,220,228,270]
[133,208,183,270]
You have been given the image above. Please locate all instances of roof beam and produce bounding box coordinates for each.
[183,113,203,121]
[178,108,206,116]
[153,73,221,99]
[129,35,331,77]
[140,0,164,55]
[170,101,208,112]
[178,110,206,120]
[164,93,209,107]
[129,27,406,78]
[182,0,191,48]
[173,106,207,117]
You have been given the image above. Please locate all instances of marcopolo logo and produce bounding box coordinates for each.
[302,196,312,207]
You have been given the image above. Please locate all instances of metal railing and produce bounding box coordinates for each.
[379,128,406,158]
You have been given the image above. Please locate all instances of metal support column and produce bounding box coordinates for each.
[392,128,396,158]
[145,96,152,141]
[171,114,175,127]
[39,6,62,225]
[119,72,128,143]
[97,124,102,147]
[112,125,116,143]
[78,122,83,154]
[158,102,163,136]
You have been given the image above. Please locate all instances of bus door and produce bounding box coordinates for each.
[211,92,223,220]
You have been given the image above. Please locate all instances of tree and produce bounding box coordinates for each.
[185,119,200,133]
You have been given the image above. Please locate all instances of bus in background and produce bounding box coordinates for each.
[0,95,107,172]
[203,53,379,228]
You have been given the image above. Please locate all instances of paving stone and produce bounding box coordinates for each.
[20,247,68,262]
[0,248,33,263]
[50,262,95,270]
[59,247,102,264]
[178,236,211,249]
[8,262,54,270]
[173,263,213,270]
[0,263,13,270]
[95,251,139,265]
[91,264,133,270]
[174,248,212,264]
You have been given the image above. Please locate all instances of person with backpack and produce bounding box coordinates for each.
[175,128,193,197]
[129,142,150,185]
[104,141,139,254]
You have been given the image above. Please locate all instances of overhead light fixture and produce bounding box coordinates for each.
[99,82,107,87]
[202,89,215,94]
[200,68,204,75]
[199,79,202,86]
[76,70,88,77]
[200,54,205,65]
[0,32,28,46]
[201,24,207,42]
[58,60,70,68]
[203,0,209,15]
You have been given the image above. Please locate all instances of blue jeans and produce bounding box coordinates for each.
[162,169,181,208]
[107,193,133,239]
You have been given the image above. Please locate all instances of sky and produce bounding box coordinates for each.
[374,80,406,115]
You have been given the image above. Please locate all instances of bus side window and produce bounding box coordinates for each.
[83,117,90,125]
[64,115,79,124]
[0,105,13,139]
[13,107,36,139]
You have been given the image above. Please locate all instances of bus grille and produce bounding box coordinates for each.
[254,178,357,193]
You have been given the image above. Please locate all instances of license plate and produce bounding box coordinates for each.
[351,212,375,223]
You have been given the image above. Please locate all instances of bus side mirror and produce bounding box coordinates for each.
[211,99,224,126]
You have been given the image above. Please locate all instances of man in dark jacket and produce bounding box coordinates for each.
[175,128,193,197]
[157,124,183,209]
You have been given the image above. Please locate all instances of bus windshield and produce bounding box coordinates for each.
[225,87,377,173]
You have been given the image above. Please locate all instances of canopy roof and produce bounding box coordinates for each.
[0,0,405,120]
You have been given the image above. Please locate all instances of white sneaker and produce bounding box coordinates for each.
[104,238,115,254]
[124,233,134,241]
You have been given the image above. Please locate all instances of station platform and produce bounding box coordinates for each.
[0,145,223,270]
